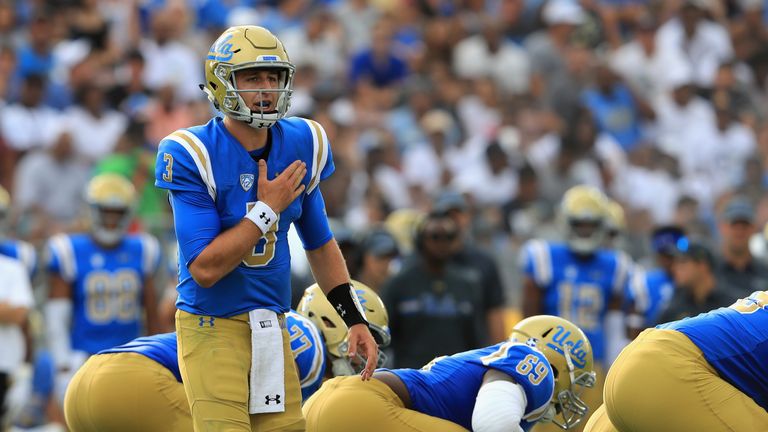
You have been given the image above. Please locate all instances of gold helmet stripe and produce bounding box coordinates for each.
[168,130,217,200]
[304,119,329,194]
[49,233,77,282]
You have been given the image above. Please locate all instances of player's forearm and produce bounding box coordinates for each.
[0,302,28,325]
[190,220,264,288]
[305,239,351,294]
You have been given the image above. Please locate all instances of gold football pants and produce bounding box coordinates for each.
[597,329,768,432]
[303,375,469,432]
[64,352,192,432]
[176,309,304,432]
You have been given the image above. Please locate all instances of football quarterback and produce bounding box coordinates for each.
[154,25,377,431]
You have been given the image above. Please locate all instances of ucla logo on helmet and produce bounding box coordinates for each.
[207,34,234,62]
[546,325,588,368]
[240,174,255,191]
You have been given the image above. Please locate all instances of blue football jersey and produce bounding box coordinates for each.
[626,266,674,327]
[658,291,768,411]
[389,341,555,431]
[286,311,327,401]
[521,240,630,364]
[46,233,161,354]
[96,312,327,396]
[98,332,181,382]
[154,117,334,317]
[0,238,37,277]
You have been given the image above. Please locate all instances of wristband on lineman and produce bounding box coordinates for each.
[326,283,369,328]
[244,201,278,234]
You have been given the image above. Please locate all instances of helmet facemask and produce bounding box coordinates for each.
[565,217,605,255]
[89,204,132,247]
[206,62,295,129]
[550,343,596,429]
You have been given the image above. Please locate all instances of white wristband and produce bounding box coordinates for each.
[244,201,278,234]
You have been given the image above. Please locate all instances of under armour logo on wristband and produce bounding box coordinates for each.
[259,212,271,224]
[264,395,281,405]
[336,304,346,317]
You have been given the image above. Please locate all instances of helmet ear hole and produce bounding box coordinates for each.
[322,316,337,328]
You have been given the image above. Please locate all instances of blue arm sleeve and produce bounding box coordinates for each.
[169,190,221,267]
[293,188,334,251]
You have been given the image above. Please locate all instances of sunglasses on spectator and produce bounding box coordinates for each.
[425,231,458,242]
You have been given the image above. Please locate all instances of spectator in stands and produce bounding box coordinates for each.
[349,19,408,88]
[659,241,731,323]
[433,190,507,344]
[715,197,768,299]
[355,227,399,293]
[12,126,90,236]
[381,211,485,368]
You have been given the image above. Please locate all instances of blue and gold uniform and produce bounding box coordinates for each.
[304,315,596,432]
[0,238,37,277]
[391,342,555,431]
[286,311,327,400]
[521,240,630,364]
[64,313,328,432]
[584,291,768,432]
[46,232,160,354]
[64,333,190,432]
[154,116,334,317]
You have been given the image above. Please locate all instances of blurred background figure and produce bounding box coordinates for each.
[381,211,485,368]
[659,240,732,323]
[715,197,768,300]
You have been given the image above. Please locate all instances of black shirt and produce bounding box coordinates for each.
[381,256,486,369]
[658,286,733,324]
[714,257,768,301]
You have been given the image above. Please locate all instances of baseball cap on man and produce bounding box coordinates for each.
[721,197,754,223]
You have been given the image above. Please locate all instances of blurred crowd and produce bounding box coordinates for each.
[2,0,768,428]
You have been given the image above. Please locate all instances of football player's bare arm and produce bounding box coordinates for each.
[306,240,379,380]
[0,302,28,325]
[522,277,543,318]
[189,159,306,287]
[142,277,161,335]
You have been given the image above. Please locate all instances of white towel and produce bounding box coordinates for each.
[248,309,286,414]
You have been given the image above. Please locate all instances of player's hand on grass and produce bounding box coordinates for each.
[257,159,306,213]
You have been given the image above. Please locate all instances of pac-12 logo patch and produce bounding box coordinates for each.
[240,174,255,191]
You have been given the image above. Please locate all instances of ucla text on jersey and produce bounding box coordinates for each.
[155,117,334,317]
[47,232,160,354]
[522,240,630,363]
